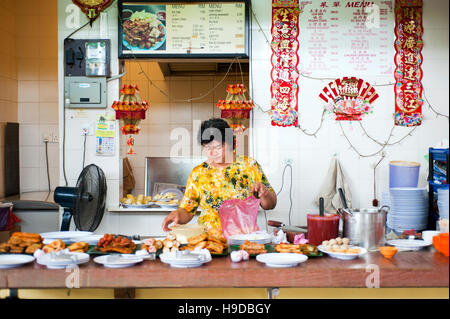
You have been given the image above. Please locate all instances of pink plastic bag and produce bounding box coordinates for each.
[219,196,260,238]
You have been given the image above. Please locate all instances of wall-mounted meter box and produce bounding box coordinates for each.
[64,39,111,77]
[64,39,111,109]
[64,77,107,108]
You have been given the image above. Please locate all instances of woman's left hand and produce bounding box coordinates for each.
[250,182,270,199]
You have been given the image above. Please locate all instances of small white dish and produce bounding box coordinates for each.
[256,253,308,268]
[386,239,431,251]
[93,255,143,268]
[156,204,179,210]
[422,231,441,244]
[121,203,152,209]
[159,252,211,268]
[40,231,93,244]
[36,252,90,269]
[0,254,35,269]
[318,245,368,260]
[228,232,273,245]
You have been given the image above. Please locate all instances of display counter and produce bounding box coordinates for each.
[1,249,447,291]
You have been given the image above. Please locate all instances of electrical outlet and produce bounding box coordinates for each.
[81,123,91,135]
[51,133,59,143]
[284,158,293,165]
[42,134,50,143]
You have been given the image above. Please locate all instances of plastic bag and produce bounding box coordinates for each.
[218,196,260,238]
[0,203,21,231]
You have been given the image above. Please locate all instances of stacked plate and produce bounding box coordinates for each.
[381,191,390,207]
[437,188,449,219]
[387,188,429,232]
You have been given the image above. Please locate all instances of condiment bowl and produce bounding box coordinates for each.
[379,246,398,259]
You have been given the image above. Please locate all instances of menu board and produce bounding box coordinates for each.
[298,0,395,77]
[118,0,249,58]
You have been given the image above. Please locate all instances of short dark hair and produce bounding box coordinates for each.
[198,118,234,149]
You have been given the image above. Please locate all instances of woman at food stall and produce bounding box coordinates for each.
[162,118,277,232]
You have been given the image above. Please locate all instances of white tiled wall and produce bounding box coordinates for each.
[249,0,449,228]
[120,62,250,197]
[16,0,59,194]
[58,0,121,234]
[0,0,17,198]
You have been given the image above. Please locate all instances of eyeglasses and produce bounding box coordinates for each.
[202,144,223,152]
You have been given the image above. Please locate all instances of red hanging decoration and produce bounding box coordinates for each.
[112,84,149,155]
[394,0,424,127]
[319,77,379,121]
[216,84,255,134]
[270,0,300,127]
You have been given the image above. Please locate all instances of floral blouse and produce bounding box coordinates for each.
[179,155,274,231]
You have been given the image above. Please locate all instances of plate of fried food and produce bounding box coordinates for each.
[92,234,137,255]
[120,194,153,208]
[0,232,44,255]
[231,240,270,256]
[318,237,367,260]
[152,189,183,202]
[180,228,228,255]
[165,226,228,255]
[274,243,322,257]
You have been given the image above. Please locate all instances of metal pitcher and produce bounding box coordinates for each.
[338,206,389,251]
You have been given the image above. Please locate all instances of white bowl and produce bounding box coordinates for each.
[422,231,441,244]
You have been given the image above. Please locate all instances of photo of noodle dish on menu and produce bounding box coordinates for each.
[121,4,166,52]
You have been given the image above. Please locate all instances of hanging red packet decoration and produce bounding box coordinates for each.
[270,0,300,127]
[216,84,255,134]
[394,0,424,127]
[72,0,114,23]
[112,84,149,155]
[319,77,379,121]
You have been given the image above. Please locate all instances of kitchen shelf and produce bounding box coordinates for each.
[427,147,449,229]
[108,207,202,213]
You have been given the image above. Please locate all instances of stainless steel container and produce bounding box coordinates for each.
[339,206,389,251]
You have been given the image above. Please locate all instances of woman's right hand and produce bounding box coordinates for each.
[162,208,193,232]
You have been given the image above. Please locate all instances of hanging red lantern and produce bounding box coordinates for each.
[216,84,255,134]
[112,84,149,155]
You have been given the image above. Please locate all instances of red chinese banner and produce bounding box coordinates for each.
[319,77,379,121]
[394,0,424,126]
[270,0,300,127]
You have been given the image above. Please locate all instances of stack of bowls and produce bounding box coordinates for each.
[381,191,390,207]
[387,187,429,232]
[437,187,449,220]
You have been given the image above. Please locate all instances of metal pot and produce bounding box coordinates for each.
[338,206,389,251]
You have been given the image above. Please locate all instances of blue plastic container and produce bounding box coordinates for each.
[389,161,421,188]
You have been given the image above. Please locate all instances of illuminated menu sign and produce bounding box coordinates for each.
[298,0,395,77]
[119,1,249,58]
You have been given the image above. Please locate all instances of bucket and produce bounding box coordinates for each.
[389,161,420,188]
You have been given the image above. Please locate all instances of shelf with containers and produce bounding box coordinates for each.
[427,148,449,230]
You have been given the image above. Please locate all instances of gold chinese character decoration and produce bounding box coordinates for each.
[394,0,424,126]
[72,0,114,23]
